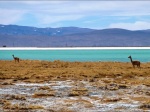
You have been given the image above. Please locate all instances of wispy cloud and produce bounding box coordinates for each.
[0,9,25,24]
[109,21,150,30]
[36,14,84,27]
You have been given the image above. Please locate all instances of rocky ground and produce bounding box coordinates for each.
[0,60,150,112]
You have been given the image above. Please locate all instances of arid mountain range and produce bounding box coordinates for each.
[0,24,150,47]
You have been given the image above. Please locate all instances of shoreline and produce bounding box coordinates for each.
[1,47,150,50]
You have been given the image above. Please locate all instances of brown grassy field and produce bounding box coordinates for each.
[0,60,150,111]
[0,60,150,85]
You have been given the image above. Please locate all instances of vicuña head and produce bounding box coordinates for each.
[12,54,20,63]
[128,55,140,68]
[128,55,132,59]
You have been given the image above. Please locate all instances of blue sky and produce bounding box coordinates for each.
[0,1,150,30]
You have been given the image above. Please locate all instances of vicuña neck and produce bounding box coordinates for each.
[130,57,133,62]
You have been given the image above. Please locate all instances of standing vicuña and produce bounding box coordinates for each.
[128,55,140,68]
[12,55,20,62]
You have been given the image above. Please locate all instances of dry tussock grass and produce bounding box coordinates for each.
[0,98,45,111]
[131,96,150,103]
[139,100,150,110]
[139,104,150,110]
[102,97,122,103]
[33,92,55,98]
[0,60,149,85]
[69,87,89,96]
[38,86,52,90]
[4,94,26,100]
[3,102,44,110]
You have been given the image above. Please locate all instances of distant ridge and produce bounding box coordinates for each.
[0,24,93,36]
[0,24,150,47]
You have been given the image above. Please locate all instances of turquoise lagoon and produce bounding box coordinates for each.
[0,47,150,62]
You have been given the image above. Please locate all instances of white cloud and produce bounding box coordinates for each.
[0,9,25,25]
[109,21,150,30]
[36,14,84,25]
[0,1,150,29]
